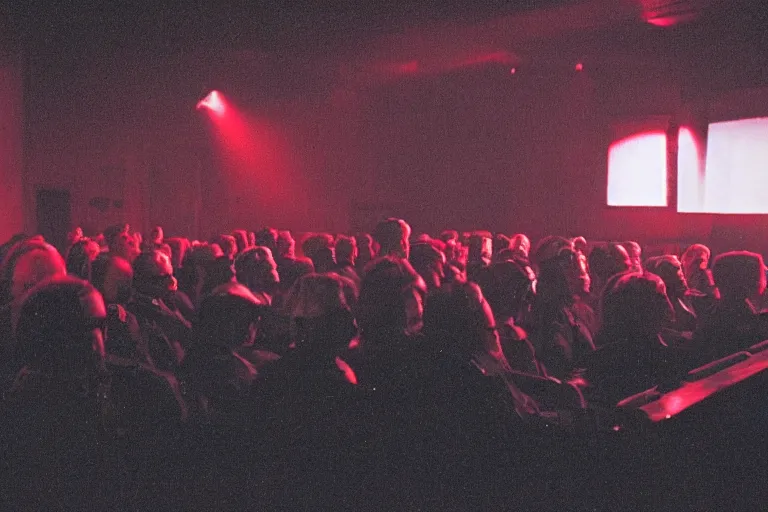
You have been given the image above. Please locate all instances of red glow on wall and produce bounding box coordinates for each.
[461,51,516,67]
[200,91,306,226]
[376,50,519,80]
[639,0,701,27]
[607,131,667,206]
[394,60,420,74]
[196,90,226,115]
[645,16,680,27]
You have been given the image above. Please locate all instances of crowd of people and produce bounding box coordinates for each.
[1,218,766,509]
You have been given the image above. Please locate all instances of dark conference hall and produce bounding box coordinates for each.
[2,1,768,509]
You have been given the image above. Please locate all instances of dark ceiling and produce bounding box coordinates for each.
[8,0,588,55]
[4,0,768,95]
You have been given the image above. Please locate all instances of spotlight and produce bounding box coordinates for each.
[197,90,225,114]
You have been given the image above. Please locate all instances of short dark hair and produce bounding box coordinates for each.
[372,218,410,257]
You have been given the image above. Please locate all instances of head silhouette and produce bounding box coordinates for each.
[14,276,107,375]
[373,218,411,259]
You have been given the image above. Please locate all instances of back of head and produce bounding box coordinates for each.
[372,218,411,258]
[588,243,631,283]
[644,255,687,296]
[91,254,133,304]
[279,256,314,293]
[285,273,355,351]
[289,273,349,319]
[409,241,445,291]
[467,232,492,264]
[423,281,495,353]
[182,243,222,269]
[485,260,535,320]
[14,276,106,374]
[312,246,336,273]
[103,223,129,251]
[235,246,279,292]
[277,230,295,259]
[357,256,425,340]
[196,282,263,348]
[255,227,279,253]
[214,234,238,259]
[335,235,357,263]
[2,239,66,305]
[599,272,672,341]
[532,236,573,270]
[535,247,583,307]
[354,233,374,266]
[65,238,100,280]
[712,251,766,302]
[301,233,335,261]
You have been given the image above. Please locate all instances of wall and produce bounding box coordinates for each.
[0,54,25,242]
[20,23,768,254]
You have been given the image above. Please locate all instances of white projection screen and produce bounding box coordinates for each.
[606,129,668,207]
[611,116,768,212]
[682,117,768,213]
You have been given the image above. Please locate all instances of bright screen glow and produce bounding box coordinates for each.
[606,131,667,206]
[699,117,768,213]
[677,126,705,212]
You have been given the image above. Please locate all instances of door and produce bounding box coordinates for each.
[36,188,72,252]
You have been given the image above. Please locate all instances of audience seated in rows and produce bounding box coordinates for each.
[3,217,768,508]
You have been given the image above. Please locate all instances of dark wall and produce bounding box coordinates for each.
[0,54,25,242]
[19,19,768,253]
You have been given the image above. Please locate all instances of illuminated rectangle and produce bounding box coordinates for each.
[698,117,768,213]
[606,131,668,206]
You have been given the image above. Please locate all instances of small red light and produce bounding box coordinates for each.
[575,62,584,72]
[510,67,516,75]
